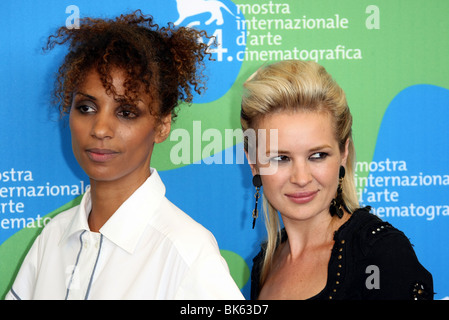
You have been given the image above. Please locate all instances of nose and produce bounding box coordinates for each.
[290,161,313,187]
[90,112,114,140]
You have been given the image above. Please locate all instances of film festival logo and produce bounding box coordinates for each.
[173,0,231,63]
[174,0,234,26]
[173,0,244,103]
[173,0,237,60]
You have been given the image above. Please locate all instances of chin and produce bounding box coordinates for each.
[82,167,120,182]
[282,203,331,221]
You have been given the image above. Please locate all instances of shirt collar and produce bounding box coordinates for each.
[59,191,92,246]
[60,168,166,254]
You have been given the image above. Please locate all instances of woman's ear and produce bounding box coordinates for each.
[244,149,259,176]
[155,113,172,144]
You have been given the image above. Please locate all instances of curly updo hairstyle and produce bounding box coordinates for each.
[45,10,213,122]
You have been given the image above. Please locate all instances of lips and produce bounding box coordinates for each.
[285,191,318,204]
[86,148,119,162]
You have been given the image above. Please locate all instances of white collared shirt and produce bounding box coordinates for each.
[6,169,244,300]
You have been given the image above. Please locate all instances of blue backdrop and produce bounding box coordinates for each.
[1,0,448,299]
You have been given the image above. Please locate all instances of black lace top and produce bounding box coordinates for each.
[251,207,434,300]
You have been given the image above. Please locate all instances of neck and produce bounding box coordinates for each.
[87,172,150,232]
[282,210,349,258]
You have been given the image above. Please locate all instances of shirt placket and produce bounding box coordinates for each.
[66,230,103,300]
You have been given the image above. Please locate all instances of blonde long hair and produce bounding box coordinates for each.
[240,60,359,286]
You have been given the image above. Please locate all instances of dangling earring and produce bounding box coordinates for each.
[252,174,262,229]
[329,166,349,219]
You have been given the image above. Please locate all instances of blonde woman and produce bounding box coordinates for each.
[241,60,433,300]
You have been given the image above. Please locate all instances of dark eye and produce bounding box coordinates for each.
[270,155,290,162]
[118,107,139,119]
[75,104,95,114]
[309,152,328,160]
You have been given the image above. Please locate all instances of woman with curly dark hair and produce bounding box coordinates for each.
[6,11,243,300]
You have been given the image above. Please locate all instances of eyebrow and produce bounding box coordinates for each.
[75,92,146,106]
[74,92,97,101]
[266,149,290,155]
[309,144,332,152]
[266,145,332,155]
